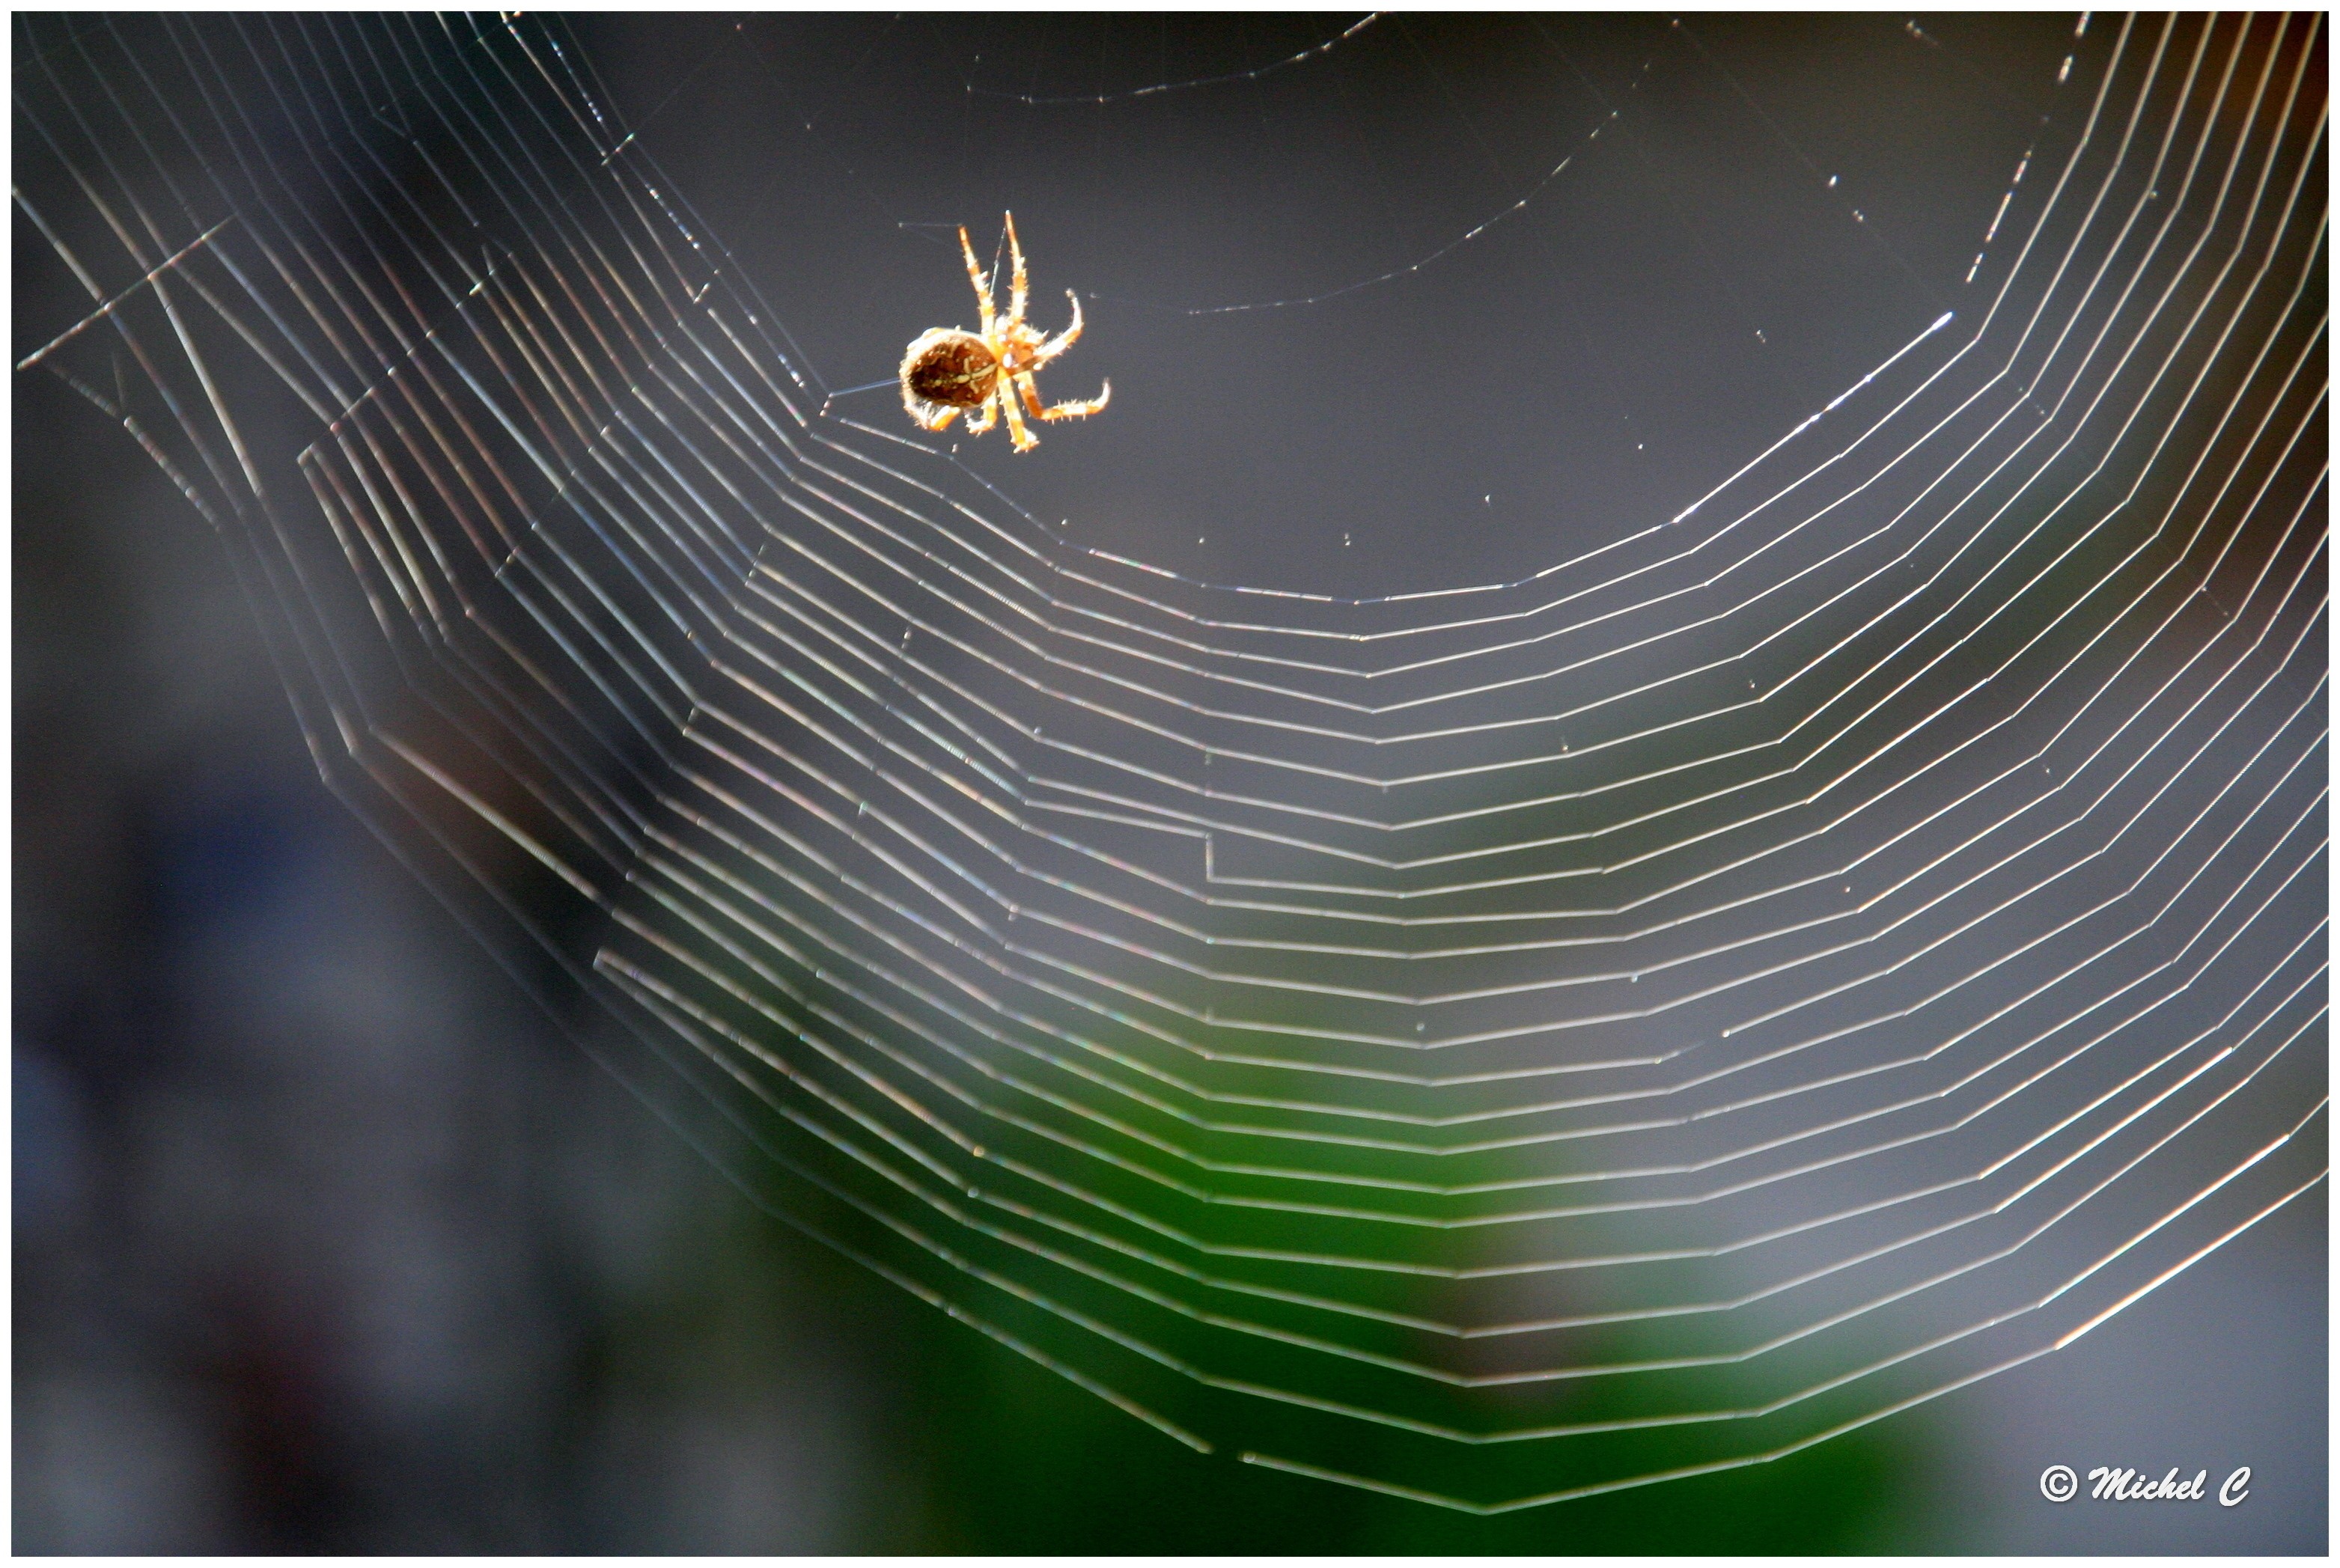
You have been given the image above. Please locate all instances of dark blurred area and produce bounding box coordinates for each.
[13,12,2324,1552]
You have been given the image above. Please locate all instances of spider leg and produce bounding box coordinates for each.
[1029,290,1085,365]
[1017,371,1112,423]
[902,386,960,432]
[957,225,996,336]
[997,381,1039,451]
[1003,211,1030,336]
[963,394,999,436]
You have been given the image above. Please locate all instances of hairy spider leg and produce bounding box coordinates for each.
[956,225,997,337]
[1014,371,1112,423]
[963,394,1000,436]
[907,400,959,432]
[1028,290,1085,366]
[996,377,1039,451]
[1003,211,1031,336]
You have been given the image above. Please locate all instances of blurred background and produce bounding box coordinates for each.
[14,12,2324,1552]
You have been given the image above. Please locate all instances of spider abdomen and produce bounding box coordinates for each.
[901,329,999,409]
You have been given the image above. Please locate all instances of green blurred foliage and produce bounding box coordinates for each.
[891,1293,1921,1552]
[584,1171,1928,1552]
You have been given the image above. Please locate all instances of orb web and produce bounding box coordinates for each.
[13,12,2325,1510]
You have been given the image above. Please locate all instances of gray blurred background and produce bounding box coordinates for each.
[14,12,2324,1552]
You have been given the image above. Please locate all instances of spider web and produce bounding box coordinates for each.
[13,12,2327,1511]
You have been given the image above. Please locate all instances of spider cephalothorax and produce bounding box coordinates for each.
[899,213,1109,452]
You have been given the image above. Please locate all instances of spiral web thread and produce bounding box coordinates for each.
[14,13,2325,1510]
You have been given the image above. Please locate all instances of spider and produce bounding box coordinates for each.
[899,212,1109,452]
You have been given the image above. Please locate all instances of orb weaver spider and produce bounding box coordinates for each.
[898,212,1110,452]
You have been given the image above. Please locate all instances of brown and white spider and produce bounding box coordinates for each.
[898,212,1109,452]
